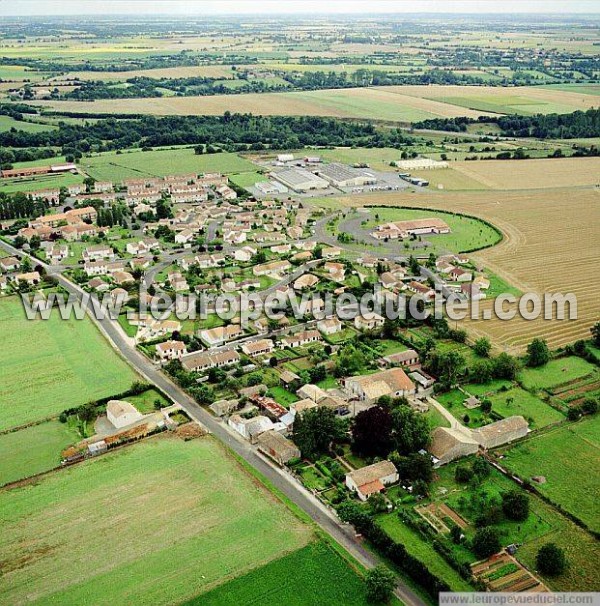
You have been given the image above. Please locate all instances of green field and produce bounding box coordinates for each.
[0,437,312,605]
[431,94,579,116]
[190,541,383,606]
[500,416,600,533]
[0,295,138,430]
[434,462,600,591]
[519,357,596,391]
[487,387,564,429]
[229,170,269,188]
[0,420,78,486]
[376,514,473,592]
[0,171,84,194]
[363,206,501,255]
[79,148,259,182]
[0,115,57,133]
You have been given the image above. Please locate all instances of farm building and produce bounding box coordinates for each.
[346,460,399,501]
[344,368,415,403]
[257,430,301,465]
[472,416,529,450]
[429,427,479,467]
[394,158,448,170]
[316,163,377,188]
[106,400,143,429]
[272,168,329,192]
[382,349,420,368]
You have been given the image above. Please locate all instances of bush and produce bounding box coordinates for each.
[536,543,566,576]
[502,490,530,521]
[472,527,501,559]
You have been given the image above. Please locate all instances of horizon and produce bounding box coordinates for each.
[2,0,600,17]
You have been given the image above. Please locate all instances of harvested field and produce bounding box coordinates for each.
[0,437,311,605]
[30,86,495,120]
[451,157,600,190]
[331,185,600,352]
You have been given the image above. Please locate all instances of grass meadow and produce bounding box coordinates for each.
[0,420,79,486]
[500,415,600,533]
[189,541,389,606]
[519,357,596,391]
[0,437,312,606]
[0,295,137,430]
[79,148,258,181]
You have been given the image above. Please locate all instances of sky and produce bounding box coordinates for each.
[1,0,599,17]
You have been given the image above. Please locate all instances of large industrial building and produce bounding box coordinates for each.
[394,158,448,170]
[271,168,329,192]
[316,163,377,188]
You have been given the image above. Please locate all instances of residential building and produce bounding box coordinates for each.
[106,400,143,429]
[256,431,301,465]
[346,461,399,502]
[345,368,416,403]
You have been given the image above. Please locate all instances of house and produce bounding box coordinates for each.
[241,339,275,358]
[256,431,300,465]
[407,281,435,301]
[317,317,343,336]
[199,324,244,347]
[345,368,416,403]
[346,461,399,502]
[449,267,473,283]
[155,340,187,361]
[83,244,114,262]
[253,260,291,277]
[293,273,319,291]
[109,287,129,305]
[14,271,41,286]
[280,330,322,349]
[181,350,240,372]
[473,276,491,290]
[234,246,257,262]
[84,261,109,276]
[292,398,319,415]
[0,257,20,272]
[279,370,301,389]
[209,399,240,417]
[141,319,181,341]
[321,246,342,259]
[382,349,420,369]
[106,400,143,429]
[354,312,385,332]
[379,272,399,290]
[461,283,485,301]
[47,244,68,263]
[228,414,274,442]
[112,271,135,286]
[88,277,109,292]
[296,384,328,402]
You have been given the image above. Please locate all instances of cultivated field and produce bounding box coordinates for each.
[500,416,600,533]
[334,184,600,351]
[79,149,258,182]
[30,86,496,120]
[30,84,600,120]
[0,437,312,605]
[0,296,137,430]
[451,157,600,190]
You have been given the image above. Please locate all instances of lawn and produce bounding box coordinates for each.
[364,206,502,255]
[267,386,299,407]
[0,437,311,605]
[0,421,78,486]
[376,514,473,592]
[228,171,268,188]
[0,171,84,194]
[485,272,523,299]
[519,357,596,391]
[500,416,600,533]
[79,148,258,182]
[0,295,138,431]
[189,541,387,606]
[487,387,564,429]
[126,388,171,413]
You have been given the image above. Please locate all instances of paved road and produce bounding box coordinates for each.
[1,239,426,606]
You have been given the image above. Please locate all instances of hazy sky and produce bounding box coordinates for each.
[2,0,599,17]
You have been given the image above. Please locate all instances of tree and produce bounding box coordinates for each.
[480,399,493,414]
[473,337,492,358]
[472,457,491,480]
[455,464,474,483]
[391,452,433,484]
[536,543,566,577]
[390,405,430,455]
[352,406,394,458]
[590,322,600,347]
[493,352,521,380]
[502,490,530,521]
[472,527,501,559]
[365,566,396,604]
[526,338,550,368]
[293,407,342,459]
[426,350,466,386]
[471,360,494,384]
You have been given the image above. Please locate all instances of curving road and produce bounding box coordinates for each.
[1,238,427,606]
